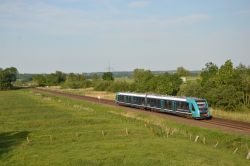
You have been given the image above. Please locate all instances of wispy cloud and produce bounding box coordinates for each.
[0,1,210,37]
[128,1,151,8]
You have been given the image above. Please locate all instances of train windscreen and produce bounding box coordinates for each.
[196,100,207,111]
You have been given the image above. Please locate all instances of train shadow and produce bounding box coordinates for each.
[0,131,29,157]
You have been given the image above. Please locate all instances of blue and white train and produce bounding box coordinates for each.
[115,92,212,119]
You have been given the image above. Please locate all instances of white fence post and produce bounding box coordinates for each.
[214,141,219,148]
[194,136,199,143]
[246,150,250,160]
[126,128,128,135]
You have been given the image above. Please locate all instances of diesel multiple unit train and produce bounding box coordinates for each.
[115,92,212,119]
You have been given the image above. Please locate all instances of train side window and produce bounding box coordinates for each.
[184,103,188,110]
[150,99,154,107]
[120,95,124,102]
[147,98,151,106]
[133,97,136,104]
[185,103,189,110]
[165,100,171,110]
[176,102,189,110]
[129,96,132,103]
[151,99,156,107]
[155,99,159,107]
[155,99,158,107]
[141,97,145,105]
[157,100,161,108]
[182,102,189,110]
[138,97,141,105]
[136,97,139,104]
[176,102,180,110]
[142,98,145,105]
[126,96,129,103]
[136,97,139,105]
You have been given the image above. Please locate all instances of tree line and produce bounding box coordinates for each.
[178,60,250,111]
[31,69,183,96]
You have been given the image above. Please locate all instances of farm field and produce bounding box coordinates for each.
[0,90,250,165]
[45,86,116,100]
[43,86,250,123]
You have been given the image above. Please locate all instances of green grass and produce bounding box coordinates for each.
[210,108,250,123]
[0,90,250,165]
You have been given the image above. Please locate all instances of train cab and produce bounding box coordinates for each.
[188,98,212,119]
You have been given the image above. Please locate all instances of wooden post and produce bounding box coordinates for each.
[171,129,175,136]
[233,148,238,154]
[98,96,101,103]
[203,137,206,144]
[246,150,250,160]
[26,136,30,144]
[126,128,128,135]
[189,134,192,141]
[194,136,199,143]
[102,130,105,137]
[214,141,219,148]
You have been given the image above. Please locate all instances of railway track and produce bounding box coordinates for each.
[33,88,250,136]
[201,118,250,132]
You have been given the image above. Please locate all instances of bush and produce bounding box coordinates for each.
[0,67,18,90]
[93,81,112,91]
[180,60,250,112]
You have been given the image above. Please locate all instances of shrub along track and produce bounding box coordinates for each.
[33,88,250,136]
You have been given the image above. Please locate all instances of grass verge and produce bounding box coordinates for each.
[210,108,250,123]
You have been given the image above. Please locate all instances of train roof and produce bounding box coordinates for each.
[117,92,146,98]
[117,92,205,102]
[147,94,187,102]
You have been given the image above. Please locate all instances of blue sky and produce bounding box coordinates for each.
[0,0,250,73]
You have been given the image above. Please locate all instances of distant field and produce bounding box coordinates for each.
[0,90,250,165]
[185,76,200,81]
[46,86,116,100]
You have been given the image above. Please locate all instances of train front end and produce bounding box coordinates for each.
[188,98,212,119]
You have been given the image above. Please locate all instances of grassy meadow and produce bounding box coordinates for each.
[0,89,250,165]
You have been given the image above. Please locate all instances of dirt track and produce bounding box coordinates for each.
[33,88,250,136]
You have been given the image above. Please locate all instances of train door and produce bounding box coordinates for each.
[172,101,176,112]
[189,103,196,117]
[160,100,165,111]
[125,96,128,103]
